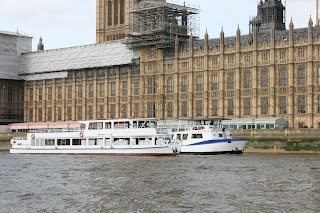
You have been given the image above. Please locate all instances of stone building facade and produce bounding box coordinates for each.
[21,0,320,128]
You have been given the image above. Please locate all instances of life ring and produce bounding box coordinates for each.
[31,134,35,139]
[185,127,191,131]
[80,132,84,138]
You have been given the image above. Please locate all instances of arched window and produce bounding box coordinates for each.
[297,66,305,86]
[120,0,125,24]
[108,1,112,26]
[114,0,119,25]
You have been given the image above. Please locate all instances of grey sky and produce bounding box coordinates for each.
[0,0,316,50]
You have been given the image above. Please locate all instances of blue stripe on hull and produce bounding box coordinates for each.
[185,138,247,146]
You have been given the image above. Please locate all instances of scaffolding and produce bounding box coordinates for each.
[126,0,200,48]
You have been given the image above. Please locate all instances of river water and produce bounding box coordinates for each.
[0,153,319,213]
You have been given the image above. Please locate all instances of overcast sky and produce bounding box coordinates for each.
[0,0,316,51]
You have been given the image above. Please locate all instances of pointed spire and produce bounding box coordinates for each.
[37,37,44,51]
[309,15,313,26]
[289,17,294,29]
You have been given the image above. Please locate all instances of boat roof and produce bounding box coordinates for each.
[80,118,159,123]
[179,118,230,121]
[9,122,85,130]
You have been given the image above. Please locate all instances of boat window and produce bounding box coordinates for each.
[138,121,145,128]
[133,138,152,145]
[114,122,130,129]
[114,138,130,145]
[105,138,111,145]
[31,139,35,146]
[176,134,181,140]
[45,139,55,146]
[219,134,223,138]
[88,122,103,130]
[183,134,188,140]
[105,122,112,129]
[57,139,70,146]
[192,134,203,139]
[72,139,82,146]
[34,139,45,146]
[133,121,138,128]
[88,138,104,145]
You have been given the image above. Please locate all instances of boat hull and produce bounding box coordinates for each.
[10,146,179,156]
[180,138,247,155]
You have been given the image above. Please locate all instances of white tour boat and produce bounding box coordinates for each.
[170,118,247,155]
[10,118,181,156]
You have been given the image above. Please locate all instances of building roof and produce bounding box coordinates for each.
[0,30,32,38]
[20,41,140,80]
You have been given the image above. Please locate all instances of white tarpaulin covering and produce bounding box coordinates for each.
[20,41,139,77]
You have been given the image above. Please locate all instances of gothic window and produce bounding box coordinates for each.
[181,62,188,70]
[227,99,234,116]
[122,81,128,96]
[212,99,218,116]
[88,106,93,120]
[110,82,116,96]
[108,1,112,26]
[38,108,42,122]
[88,84,94,98]
[110,104,116,118]
[67,106,72,121]
[297,66,306,86]
[181,101,188,117]
[57,86,62,100]
[98,105,104,119]
[77,106,82,120]
[67,85,72,100]
[114,0,119,25]
[279,68,287,87]
[244,98,251,116]
[147,77,156,94]
[147,102,156,118]
[212,74,218,91]
[38,87,42,101]
[133,103,140,118]
[279,96,287,114]
[133,81,140,96]
[196,100,203,117]
[228,55,234,64]
[99,83,105,98]
[29,88,33,102]
[195,58,203,70]
[212,57,219,68]
[167,77,173,94]
[261,69,269,88]
[227,72,234,90]
[147,47,156,59]
[167,102,173,118]
[181,75,188,93]
[261,51,269,61]
[120,0,125,24]
[47,87,52,101]
[196,75,203,91]
[57,107,62,121]
[298,49,305,58]
[243,70,251,89]
[297,95,306,114]
[244,54,251,63]
[121,104,127,118]
[280,50,286,60]
[28,109,33,122]
[77,85,83,99]
[261,97,269,115]
[47,107,52,121]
